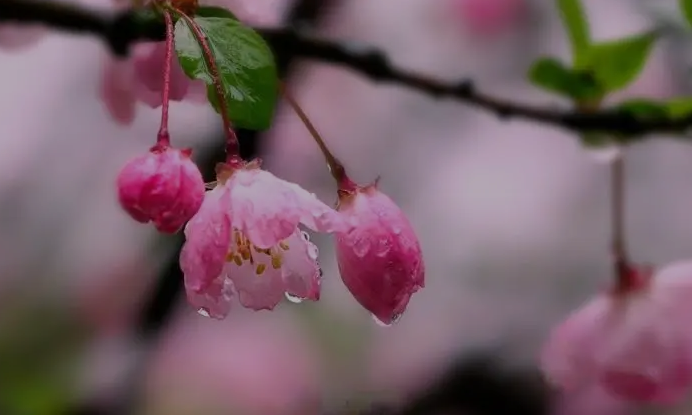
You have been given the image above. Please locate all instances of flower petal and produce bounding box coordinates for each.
[100,56,136,125]
[228,169,347,249]
[227,254,285,311]
[281,230,321,301]
[180,186,232,293]
[186,275,235,320]
[540,297,608,391]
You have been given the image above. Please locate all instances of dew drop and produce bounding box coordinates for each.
[371,313,402,327]
[307,243,319,260]
[301,231,311,242]
[285,292,305,303]
[353,237,371,257]
[197,307,211,318]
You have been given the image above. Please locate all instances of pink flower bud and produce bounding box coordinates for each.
[540,261,692,404]
[117,145,205,233]
[335,184,425,326]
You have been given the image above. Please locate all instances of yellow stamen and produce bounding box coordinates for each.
[271,255,282,270]
[256,263,267,275]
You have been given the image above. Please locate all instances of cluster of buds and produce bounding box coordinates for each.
[104,1,426,325]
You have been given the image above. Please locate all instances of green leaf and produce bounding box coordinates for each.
[616,99,668,120]
[665,98,692,119]
[681,0,692,27]
[616,98,692,122]
[195,5,237,19]
[528,57,602,101]
[585,32,657,92]
[557,0,591,67]
[175,14,279,130]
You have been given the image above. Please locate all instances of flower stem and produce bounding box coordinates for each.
[174,9,241,164]
[611,155,632,287]
[279,83,357,191]
[156,9,174,148]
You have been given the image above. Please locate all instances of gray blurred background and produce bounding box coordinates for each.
[1,0,692,414]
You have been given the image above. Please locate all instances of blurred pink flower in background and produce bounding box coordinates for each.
[541,261,692,404]
[0,25,46,50]
[100,42,207,125]
[449,0,527,37]
[551,386,634,415]
[145,311,322,415]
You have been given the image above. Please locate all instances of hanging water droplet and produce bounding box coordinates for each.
[307,243,319,260]
[301,231,311,242]
[285,292,305,303]
[197,307,211,318]
[371,313,402,327]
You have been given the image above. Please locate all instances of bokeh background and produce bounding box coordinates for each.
[2,0,692,414]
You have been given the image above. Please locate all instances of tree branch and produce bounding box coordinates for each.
[2,0,692,139]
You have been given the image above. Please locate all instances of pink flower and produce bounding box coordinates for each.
[334,183,425,326]
[116,145,205,233]
[540,261,692,404]
[100,41,207,125]
[180,161,347,318]
[450,0,526,37]
[146,313,321,415]
[0,25,45,50]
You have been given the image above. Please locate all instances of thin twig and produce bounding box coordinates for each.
[2,0,692,138]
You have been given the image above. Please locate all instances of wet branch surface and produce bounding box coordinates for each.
[4,0,692,138]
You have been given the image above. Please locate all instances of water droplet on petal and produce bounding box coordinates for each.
[376,236,391,257]
[353,237,371,257]
[285,292,305,303]
[371,313,402,327]
[197,307,211,318]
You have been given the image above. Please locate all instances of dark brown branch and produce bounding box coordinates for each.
[2,0,691,138]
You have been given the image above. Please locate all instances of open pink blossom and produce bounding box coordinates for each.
[100,41,207,125]
[335,183,425,326]
[180,161,347,318]
[0,25,46,50]
[540,261,692,404]
[117,145,205,233]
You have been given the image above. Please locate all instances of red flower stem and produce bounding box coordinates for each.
[279,83,356,191]
[611,156,632,286]
[174,9,241,162]
[156,9,174,147]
